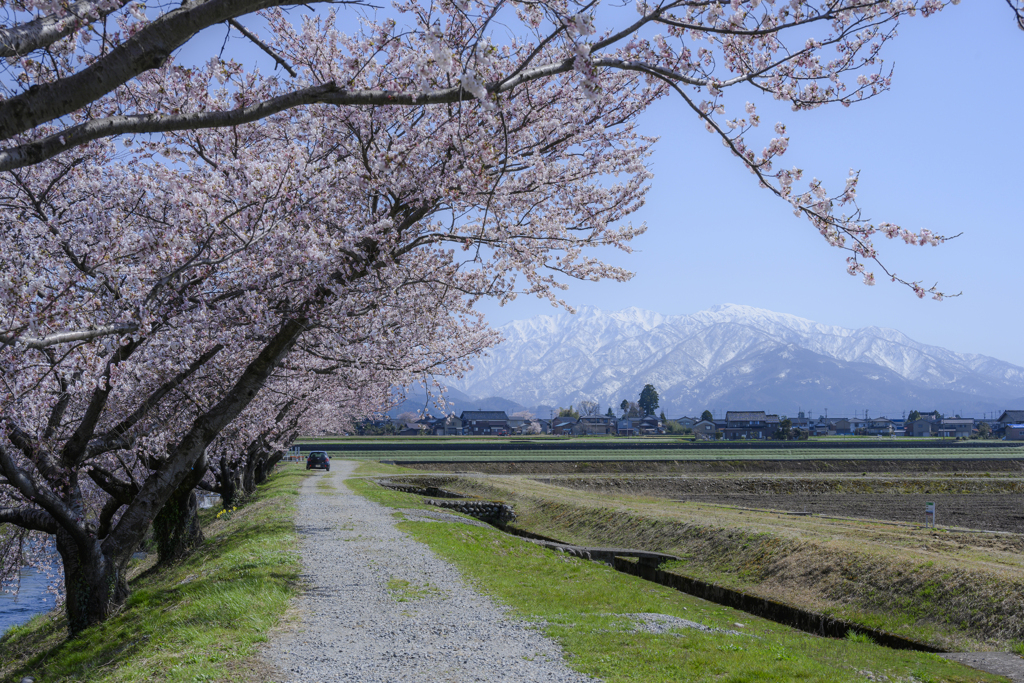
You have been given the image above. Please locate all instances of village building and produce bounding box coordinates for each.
[459,410,510,436]
[693,419,717,439]
[936,418,974,438]
[551,417,578,435]
[723,411,772,440]
[577,416,615,435]
[865,418,896,436]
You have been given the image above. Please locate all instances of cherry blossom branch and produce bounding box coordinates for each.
[0,0,132,58]
[0,323,139,350]
[0,0,371,140]
[645,64,959,298]
[0,506,58,533]
[0,443,91,546]
[87,344,225,457]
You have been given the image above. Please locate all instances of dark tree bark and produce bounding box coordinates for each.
[55,528,129,636]
[2,316,307,635]
[152,453,209,564]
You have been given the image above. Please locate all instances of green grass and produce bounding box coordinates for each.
[0,465,311,683]
[439,474,1024,651]
[348,477,1005,683]
[350,460,431,476]
[386,578,442,602]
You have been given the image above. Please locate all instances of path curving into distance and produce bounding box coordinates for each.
[264,461,596,682]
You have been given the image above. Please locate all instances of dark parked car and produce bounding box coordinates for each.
[306,451,330,471]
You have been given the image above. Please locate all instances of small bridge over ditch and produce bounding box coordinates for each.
[524,540,677,567]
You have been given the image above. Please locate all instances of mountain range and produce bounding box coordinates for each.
[410,304,1024,419]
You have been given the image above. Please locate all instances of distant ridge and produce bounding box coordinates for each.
[439,304,1024,417]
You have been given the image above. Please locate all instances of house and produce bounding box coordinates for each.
[866,418,895,436]
[1006,424,1024,441]
[996,411,1024,436]
[578,416,614,435]
[996,410,1024,425]
[723,411,771,440]
[813,417,846,436]
[459,410,510,436]
[936,418,973,438]
[437,415,463,435]
[551,417,578,435]
[905,419,935,437]
[831,418,853,435]
[398,420,425,436]
[693,419,717,439]
[615,419,637,436]
[637,415,664,435]
[674,416,698,428]
[788,413,814,432]
[536,419,551,435]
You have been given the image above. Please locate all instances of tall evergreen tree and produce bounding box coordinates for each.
[638,384,659,416]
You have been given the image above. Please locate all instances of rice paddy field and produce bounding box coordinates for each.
[296,441,1024,463]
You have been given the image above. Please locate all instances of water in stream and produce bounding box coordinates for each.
[1,567,56,635]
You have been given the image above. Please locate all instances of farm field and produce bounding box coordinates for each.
[298,445,1024,462]
[359,453,1024,654]
[348,470,1012,683]
[669,493,1023,533]
[551,474,1024,533]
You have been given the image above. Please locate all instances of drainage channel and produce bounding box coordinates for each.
[500,524,945,653]
[377,480,943,653]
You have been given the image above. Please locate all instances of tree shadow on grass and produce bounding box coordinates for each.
[1,471,306,683]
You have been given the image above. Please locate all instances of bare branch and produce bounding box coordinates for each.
[227,19,298,77]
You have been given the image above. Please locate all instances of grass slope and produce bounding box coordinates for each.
[436,474,1024,652]
[0,465,310,683]
[346,473,1007,683]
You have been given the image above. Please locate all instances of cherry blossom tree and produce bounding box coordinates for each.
[3,0,1019,636]
[0,42,653,632]
[1,0,1018,294]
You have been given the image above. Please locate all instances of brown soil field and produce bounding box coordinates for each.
[550,476,1024,532]
[666,493,1023,534]
[405,458,1024,475]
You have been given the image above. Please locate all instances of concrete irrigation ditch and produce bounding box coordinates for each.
[373,477,947,654]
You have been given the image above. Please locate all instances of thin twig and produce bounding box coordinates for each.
[227,19,298,77]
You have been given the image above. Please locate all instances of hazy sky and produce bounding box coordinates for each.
[477,2,1024,366]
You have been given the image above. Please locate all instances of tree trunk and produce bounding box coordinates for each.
[56,529,129,636]
[153,456,208,564]
[254,449,283,486]
[242,452,259,498]
[218,455,244,510]
[153,483,204,564]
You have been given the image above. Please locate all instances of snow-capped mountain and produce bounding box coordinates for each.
[444,304,1024,417]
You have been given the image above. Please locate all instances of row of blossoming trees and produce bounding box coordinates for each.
[0,0,1017,636]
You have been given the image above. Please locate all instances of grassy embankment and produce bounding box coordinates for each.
[345,464,1008,682]
[0,465,310,683]
[406,472,1024,653]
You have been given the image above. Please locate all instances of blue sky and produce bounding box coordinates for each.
[477,2,1024,366]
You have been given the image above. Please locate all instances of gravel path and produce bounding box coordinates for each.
[264,462,597,682]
